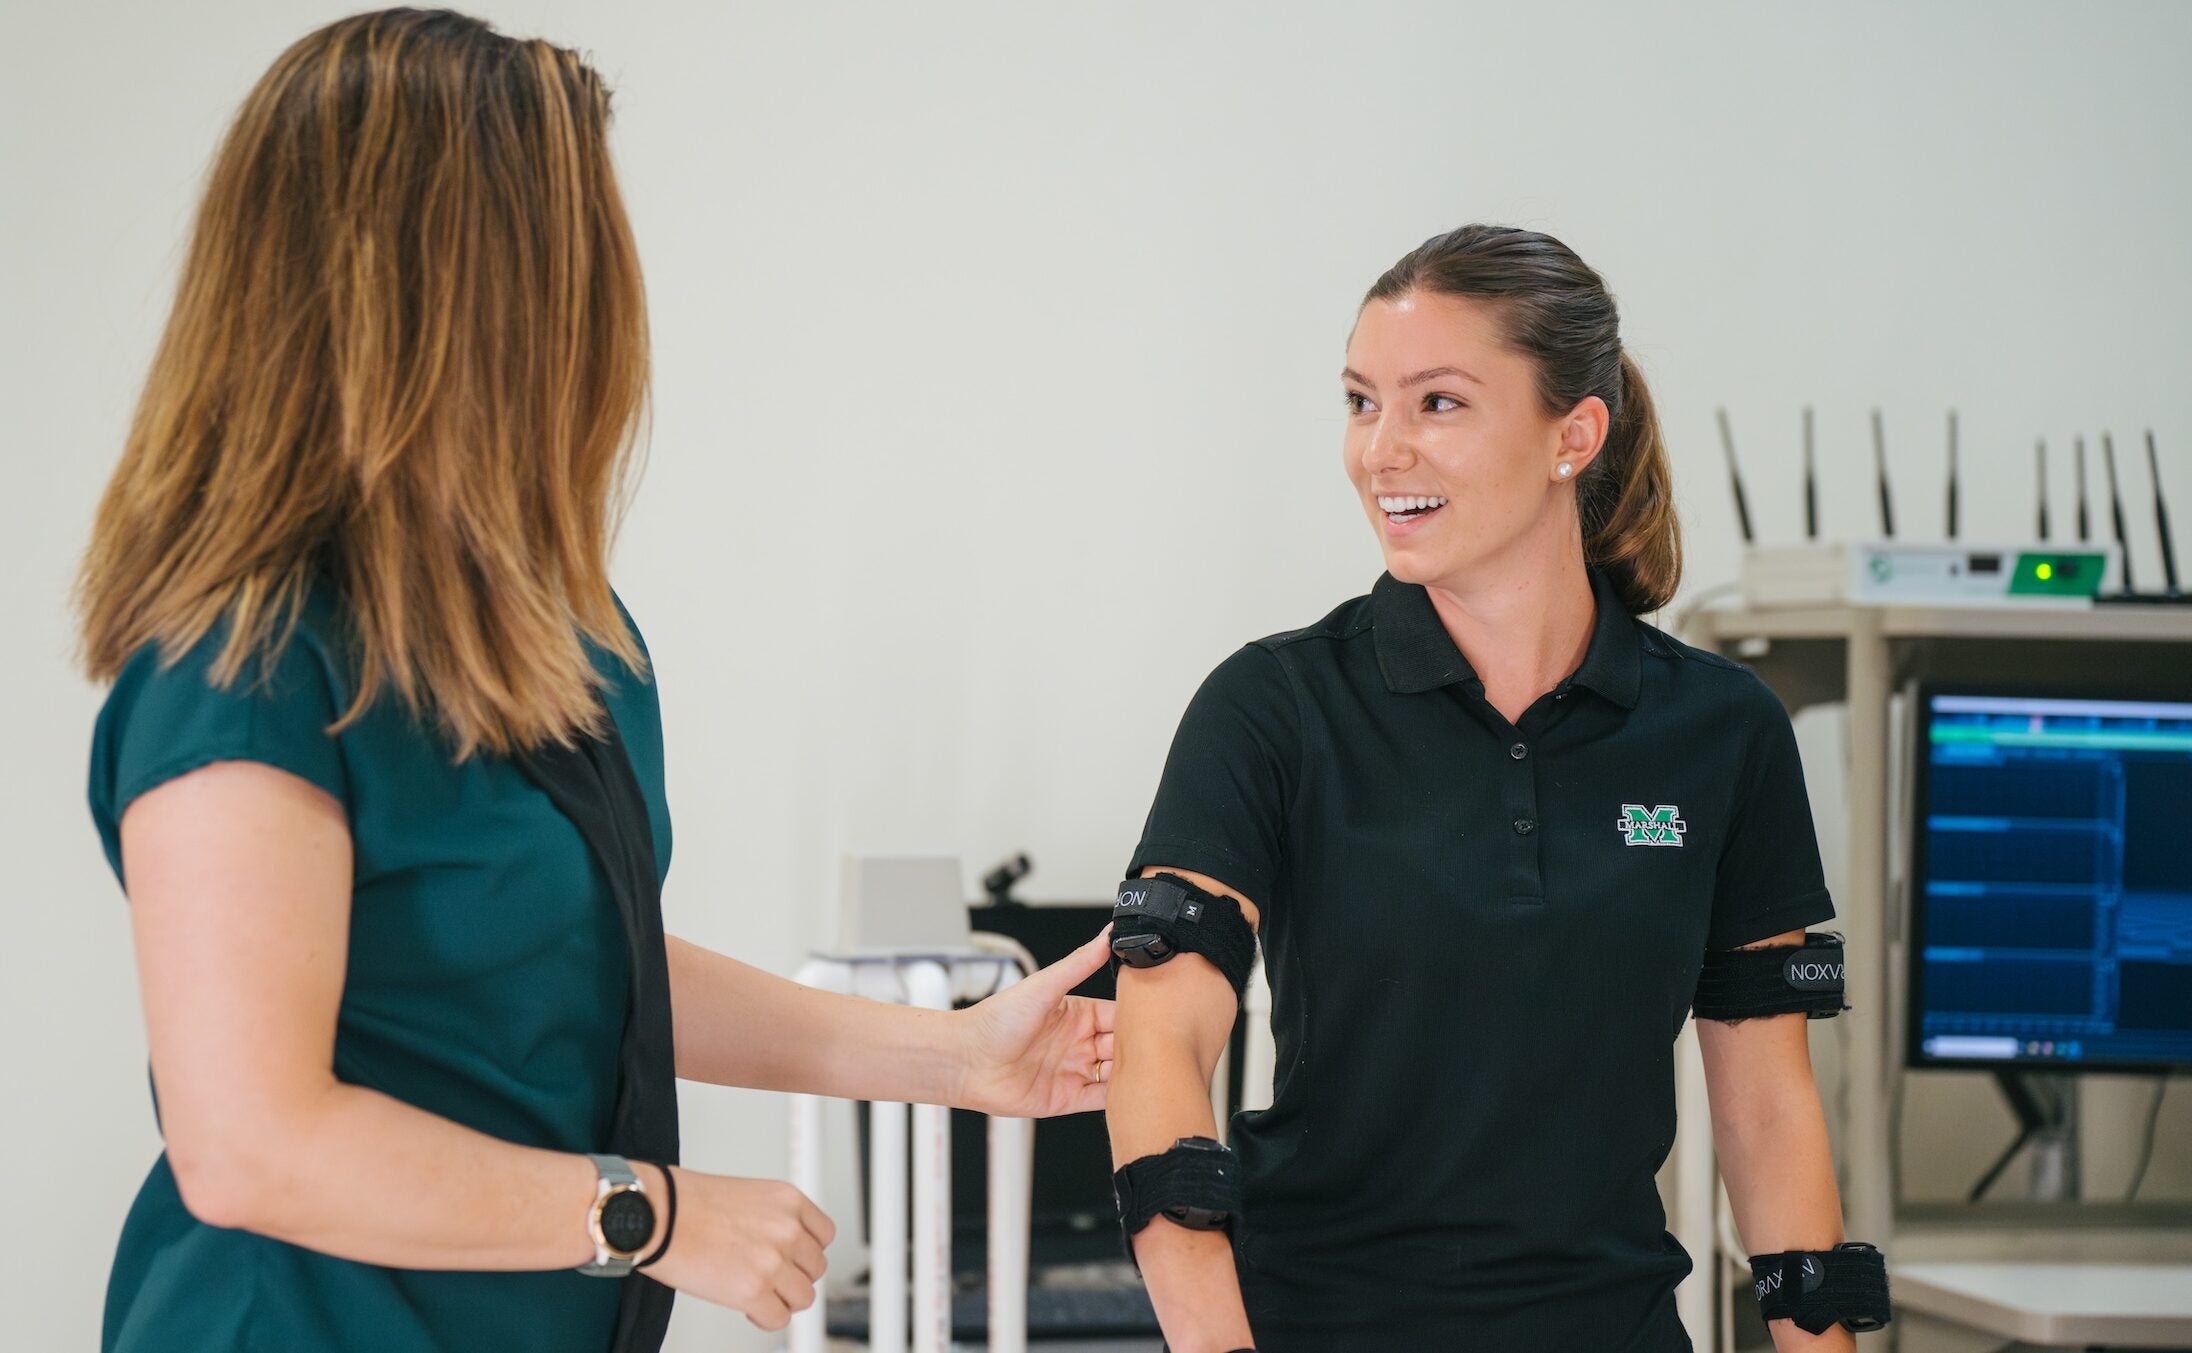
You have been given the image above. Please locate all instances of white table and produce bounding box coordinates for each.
[1883,1220,2192,1351]
[1893,1261,2192,1348]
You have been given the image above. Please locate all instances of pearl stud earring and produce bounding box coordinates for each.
[1557,463,1575,479]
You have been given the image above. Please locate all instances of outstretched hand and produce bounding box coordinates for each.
[956,927,1118,1118]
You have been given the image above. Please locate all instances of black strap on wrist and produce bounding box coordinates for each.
[1750,1241,1892,1334]
[637,1164,679,1270]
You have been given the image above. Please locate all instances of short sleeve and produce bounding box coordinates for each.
[88,623,350,883]
[1125,644,1299,907]
[1707,678,1835,949]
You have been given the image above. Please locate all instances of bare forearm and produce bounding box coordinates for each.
[175,1081,644,1271]
[1108,1050,1254,1353]
[1714,1071,1842,1252]
[666,936,962,1105]
[1713,1075,1854,1352]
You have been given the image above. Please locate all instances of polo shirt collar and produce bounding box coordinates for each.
[1371,566,1642,709]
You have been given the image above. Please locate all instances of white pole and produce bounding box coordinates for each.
[788,960,851,1353]
[1673,1020,1714,1346]
[983,963,1032,1353]
[870,1097,910,1353]
[787,1092,829,1353]
[902,961,954,1353]
[1844,616,1896,1246]
[1239,955,1276,1113]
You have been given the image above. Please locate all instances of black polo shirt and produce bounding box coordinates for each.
[1126,567,1834,1351]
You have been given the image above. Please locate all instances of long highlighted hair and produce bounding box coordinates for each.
[76,7,649,758]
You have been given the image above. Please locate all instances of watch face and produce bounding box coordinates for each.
[600,1189,655,1256]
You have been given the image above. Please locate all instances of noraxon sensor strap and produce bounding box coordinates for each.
[1750,1242,1892,1334]
[1110,873,1257,999]
[1693,931,1849,1023]
[1114,1136,1242,1241]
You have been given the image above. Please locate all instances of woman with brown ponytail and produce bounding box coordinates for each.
[78,11,1118,1352]
[1106,226,1883,1350]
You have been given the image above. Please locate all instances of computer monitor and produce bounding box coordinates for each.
[1907,685,2192,1073]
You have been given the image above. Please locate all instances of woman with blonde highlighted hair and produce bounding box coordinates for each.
[80,11,1117,1351]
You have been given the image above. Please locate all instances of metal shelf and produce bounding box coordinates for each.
[1688,601,2192,645]
[1670,600,2192,1349]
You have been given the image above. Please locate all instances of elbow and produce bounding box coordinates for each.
[163,1090,330,1234]
[166,1134,272,1232]
[1107,1041,1209,1098]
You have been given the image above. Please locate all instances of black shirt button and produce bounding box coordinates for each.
[1513,817,1537,835]
[1509,742,1528,760]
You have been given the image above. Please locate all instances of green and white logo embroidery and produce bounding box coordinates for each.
[1618,803,1687,846]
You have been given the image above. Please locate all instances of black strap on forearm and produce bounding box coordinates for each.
[1114,1136,1242,1241]
[1751,1242,1893,1334]
[1694,931,1849,1023]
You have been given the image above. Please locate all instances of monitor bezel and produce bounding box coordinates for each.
[1905,677,2192,1076]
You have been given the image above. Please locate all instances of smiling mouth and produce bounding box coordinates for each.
[1377,493,1448,524]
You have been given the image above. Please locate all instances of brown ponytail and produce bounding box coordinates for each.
[1582,351,1681,612]
[1363,225,1683,613]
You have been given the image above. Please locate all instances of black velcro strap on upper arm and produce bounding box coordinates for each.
[1110,873,1257,1000]
[1113,1136,1242,1245]
[1693,931,1849,1023]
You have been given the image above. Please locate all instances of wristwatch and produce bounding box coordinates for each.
[577,1153,657,1277]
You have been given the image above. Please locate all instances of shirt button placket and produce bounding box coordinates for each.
[1504,735,1544,901]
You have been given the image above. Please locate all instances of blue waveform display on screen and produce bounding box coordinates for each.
[1912,694,2192,1070]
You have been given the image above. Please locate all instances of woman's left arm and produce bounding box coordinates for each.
[1696,927,1857,1353]
[665,933,1116,1117]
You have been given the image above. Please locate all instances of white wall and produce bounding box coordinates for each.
[6,2,2191,1348]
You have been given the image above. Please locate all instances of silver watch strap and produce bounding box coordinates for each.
[589,1153,638,1190]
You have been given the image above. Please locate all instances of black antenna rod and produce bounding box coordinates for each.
[2036,438,2050,541]
[1803,406,1819,540]
[2150,429,2180,596]
[2103,432,2134,594]
[1946,409,1960,540]
[2075,436,2090,542]
[1715,407,1755,546]
[1871,408,1896,538]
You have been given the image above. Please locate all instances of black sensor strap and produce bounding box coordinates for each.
[1114,1136,1242,1243]
[1110,874,1257,999]
[1751,1242,1893,1334]
[1694,931,1849,1023]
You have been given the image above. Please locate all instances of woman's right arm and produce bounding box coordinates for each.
[1107,864,1262,1353]
[124,760,833,1332]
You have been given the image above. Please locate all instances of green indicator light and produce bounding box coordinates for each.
[2009,550,2107,597]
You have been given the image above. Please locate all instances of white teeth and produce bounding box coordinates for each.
[1378,495,1448,514]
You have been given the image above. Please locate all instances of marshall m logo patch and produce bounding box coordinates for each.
[1618,803,1687,847]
